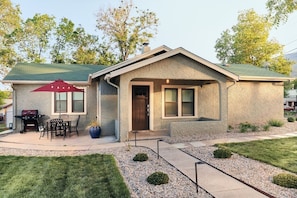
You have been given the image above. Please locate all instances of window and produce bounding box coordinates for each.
[55,93,67,113]
[163,86,197,118]
[72,92,84,112]
[53,88,86,115]
[165,88,178,116]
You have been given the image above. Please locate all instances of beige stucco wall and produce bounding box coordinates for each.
[116,55,229,141]
[99,78,118,136]
[12,83,97,133]
[227,81,284,125]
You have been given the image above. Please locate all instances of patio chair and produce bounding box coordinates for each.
[49,118,67,140]
[69,115,80,137]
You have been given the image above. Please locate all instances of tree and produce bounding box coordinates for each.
[0,0,21,69]
[50,18,75,63]
[266,0,297,25]
[215,9,294,75]
[96,0,159,62]
[15,14,56,63]
[71,27,100,64]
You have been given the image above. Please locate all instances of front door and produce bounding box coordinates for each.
[132,85,149,130]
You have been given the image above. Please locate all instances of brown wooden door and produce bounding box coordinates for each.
[132,85,149,130]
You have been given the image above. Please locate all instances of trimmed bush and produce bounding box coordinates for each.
[147,171,169,185]
[288,117,295,122]
[133,153,148,162]
[273,173,297,188]
[268,119,284,127]
[213,148,232,158]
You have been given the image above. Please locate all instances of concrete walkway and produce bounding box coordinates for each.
[138,140,268,198]
[1,130,297,197]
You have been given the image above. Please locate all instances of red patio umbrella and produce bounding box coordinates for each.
[32,79,84,117]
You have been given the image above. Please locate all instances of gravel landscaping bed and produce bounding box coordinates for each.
[182,146,297,198]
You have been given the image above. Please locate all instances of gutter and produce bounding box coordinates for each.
[104,74,120,142]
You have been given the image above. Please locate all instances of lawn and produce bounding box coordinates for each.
[0,123,8,133]
[217,137,297,174]
[0,154,130,198]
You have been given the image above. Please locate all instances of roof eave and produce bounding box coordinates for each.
[239,76,294,82]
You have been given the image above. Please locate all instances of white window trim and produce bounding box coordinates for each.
[162,85,198,119]
[51,87,87,116]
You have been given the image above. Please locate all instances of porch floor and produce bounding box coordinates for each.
[128,130,169,141]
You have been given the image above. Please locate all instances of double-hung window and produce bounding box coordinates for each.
[54,88,86,115]
[163,86,197,118]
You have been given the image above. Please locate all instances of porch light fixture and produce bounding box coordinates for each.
[166,79,170,84]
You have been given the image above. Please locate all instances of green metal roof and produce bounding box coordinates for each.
[3,63,108,82]
[217,63,288,78]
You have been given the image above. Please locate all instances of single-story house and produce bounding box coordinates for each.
[2,45,292,141]
[0,99,13,128]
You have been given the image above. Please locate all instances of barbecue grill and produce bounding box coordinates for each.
[15,110,43,133]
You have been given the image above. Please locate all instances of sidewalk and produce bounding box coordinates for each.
[138,140,268,198]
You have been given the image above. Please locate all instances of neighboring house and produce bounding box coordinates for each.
[2,45,292,142]
[284,89,297,111]
[0,99,13,128]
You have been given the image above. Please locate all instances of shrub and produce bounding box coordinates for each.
[147,172,169,185]
[239,122,259,132]
[287,117,295,122]
[273,173,297,188]
[239,122,251,133]
[133,153,148,162]
[251,125,259,132]
[263,124,270,131]
[268,119,284,127]
[213,148,232,158]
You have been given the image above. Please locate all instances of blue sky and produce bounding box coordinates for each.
[10,0,297,62]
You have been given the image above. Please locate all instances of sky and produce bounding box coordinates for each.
[9,0,297,63]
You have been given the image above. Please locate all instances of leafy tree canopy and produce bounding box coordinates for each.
[266,0,297,25]
[96,0,159,62]
[215,9,294,75]
[0,0,21,69]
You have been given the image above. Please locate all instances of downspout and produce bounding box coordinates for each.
[104,74,120,142]
[226,80,237,131]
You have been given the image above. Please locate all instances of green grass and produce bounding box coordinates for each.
[0,154,130,198]
[0,123,8,133]
[217,137,297,174]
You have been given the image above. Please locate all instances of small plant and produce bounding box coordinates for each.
[251,124,259,132]
[124,139,131,151]
[273,173,297,188]
[213,148,232,158]
[287,117,295,122]
[133,153,148,162]
[227,125,234,132]
[89,120,100,127]
[147,171,169,185]
[239,122,251,133]
[268,119,284,127]
[239,122,260,132]
[263,124,270,131]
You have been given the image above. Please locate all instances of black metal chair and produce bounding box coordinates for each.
[69,115,80,137]
[49,118,67,140]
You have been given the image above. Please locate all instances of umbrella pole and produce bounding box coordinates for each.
[59,93,61,118]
